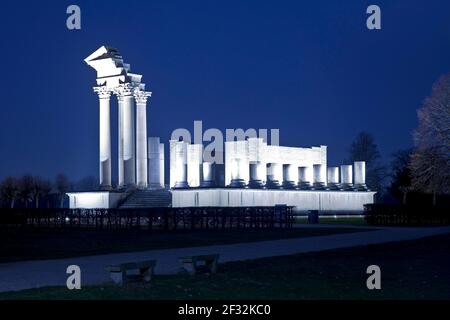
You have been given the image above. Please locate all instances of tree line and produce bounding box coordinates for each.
[0,174,98,209]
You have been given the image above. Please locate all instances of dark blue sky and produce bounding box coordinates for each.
[1,0,450,182]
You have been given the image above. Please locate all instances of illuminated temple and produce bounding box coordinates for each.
[67,46,375,213]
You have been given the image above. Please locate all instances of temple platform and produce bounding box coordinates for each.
[172,188,376,213]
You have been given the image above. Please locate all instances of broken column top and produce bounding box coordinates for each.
[85,45,144,90]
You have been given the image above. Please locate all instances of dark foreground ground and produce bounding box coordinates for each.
[2,233,450,299]
[0,226,368,263]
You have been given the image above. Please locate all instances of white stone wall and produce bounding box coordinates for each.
[67,192,127,209]
[172,189,376,212]
[224,139,327,186]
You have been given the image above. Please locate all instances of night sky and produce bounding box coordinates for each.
[1,0,450,182]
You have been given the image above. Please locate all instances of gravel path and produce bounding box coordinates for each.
[1,225,449,293]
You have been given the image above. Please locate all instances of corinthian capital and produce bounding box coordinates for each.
[114,83,135,97]
[93,86,111,99]
[134,89,152,105]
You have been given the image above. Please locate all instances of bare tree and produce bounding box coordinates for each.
[411,74,450,204]
[31,176,52,208]
[40,179,52,208]
[55,174,70,208]
[410,147,449,205]
[75,175,99,191]
[18,175,34,208]
[389,149,413,204]
[0,177,19,208]
[347,132,388,193]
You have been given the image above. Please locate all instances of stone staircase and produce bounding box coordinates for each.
[118,188,172,208]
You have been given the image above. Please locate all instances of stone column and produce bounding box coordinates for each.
[187,144,203,187]
[94,86,112,189]
[266,163,282,189]
[313,164,327,190]
[282,164,297,189]
[298,166,312,190]
[171,140,189,189]
[116,94,124,188]
[354,161,369,191]
[135,89,151,188]
[340,165,354,190]
[229,158,247,188]
[327,167,341,190]
[248,162,266,188]
[117,84,136,187]
[148,137,164,188]
[200,162,215,187]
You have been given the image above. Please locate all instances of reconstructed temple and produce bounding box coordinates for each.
[67,46,375,213]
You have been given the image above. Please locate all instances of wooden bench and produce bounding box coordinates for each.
[106,260,156,285]
[179,254,220,275]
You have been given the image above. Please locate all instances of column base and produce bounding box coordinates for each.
[248,180,265,189]
[99,185,113,191]
[266,180,282,189]
[199,181,215,188]
[341,183,355,191]
[282,181,297,189]
[297,182,312,190]
[312,182,328,190]
[354,184,369,191]
[173,181,190,189]
[136,183,148,190]
[327,183,342,191]
[228,179,247,188]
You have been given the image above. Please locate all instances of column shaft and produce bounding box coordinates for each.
[122,94,135,186]
[135,90,151,188]
[95,87,111,189]
[117,96,124,188]
[136,103,148,187]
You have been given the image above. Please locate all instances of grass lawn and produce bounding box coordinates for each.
[0,226,369,263]
[2,233,449,300]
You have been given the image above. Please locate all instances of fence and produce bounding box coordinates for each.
[0,206,294,230]
[364,204,450,226]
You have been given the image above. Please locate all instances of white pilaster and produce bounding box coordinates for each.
[94,86,112,189]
